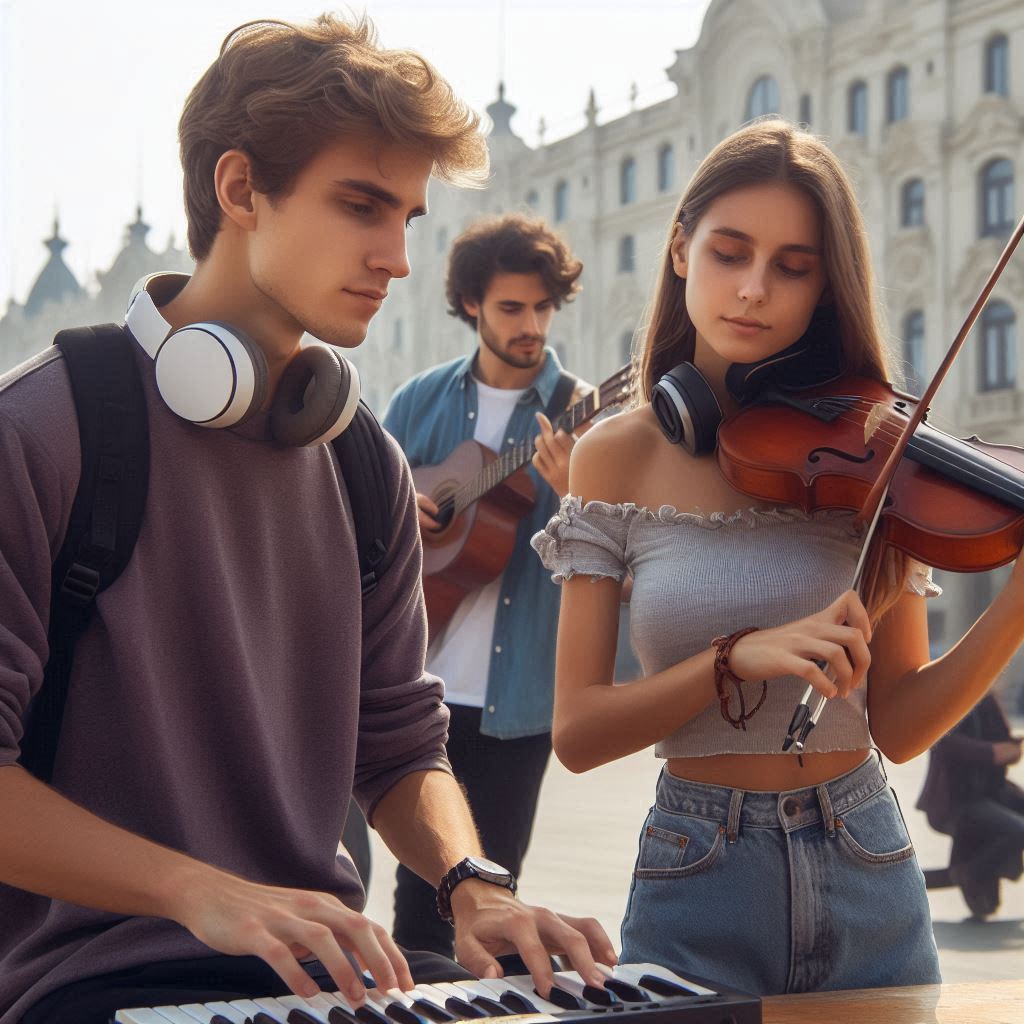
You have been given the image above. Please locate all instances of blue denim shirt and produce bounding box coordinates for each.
[383,348,574,739]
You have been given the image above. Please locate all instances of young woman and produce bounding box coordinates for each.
[533,119,1024,995]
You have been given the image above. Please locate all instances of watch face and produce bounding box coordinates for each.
[466,856,512,882]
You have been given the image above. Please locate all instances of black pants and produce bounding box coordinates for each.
[20,950,474,1024]
[392,704,552,958]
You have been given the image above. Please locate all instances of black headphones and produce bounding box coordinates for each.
[651,305,844,455]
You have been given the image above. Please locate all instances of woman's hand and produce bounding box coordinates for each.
[727,590,873,700]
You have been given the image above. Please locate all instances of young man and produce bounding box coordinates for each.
[0,18,612,1024]
[383,214,589,958]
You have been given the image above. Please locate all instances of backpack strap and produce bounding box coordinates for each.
[332,401,396,598]
[20,324,149,783]
[544,370,578,425]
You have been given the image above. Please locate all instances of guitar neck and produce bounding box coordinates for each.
[456,388,603,514]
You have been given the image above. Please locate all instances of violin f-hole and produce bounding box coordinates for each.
[807,447,877,465]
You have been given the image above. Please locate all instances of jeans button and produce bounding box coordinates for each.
[782,797,801,817]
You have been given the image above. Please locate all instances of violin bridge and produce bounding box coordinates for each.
[863,404,887,446]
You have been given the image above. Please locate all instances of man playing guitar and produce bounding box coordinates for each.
[383,213,590,959]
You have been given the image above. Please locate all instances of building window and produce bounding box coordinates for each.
[745,75,779,121]
[980,158,1014,237]
[901,178,925,227]
[903,310,925,394]
[799,93,812,126]
[985,34,1009,96]
[621,331,634,365]
[887,66,909,123]
[657,144,674,193]
[525,189,538,208]
[554,180,569,222]
[848,80,868,134]
[620,157,637,205]
[618,235,636,273]
[978,300,1016,392]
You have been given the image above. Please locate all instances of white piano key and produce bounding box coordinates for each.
[228,998,272,1021]
[115,1011,178,1024]
[255,996,303,1021]
[172,1003,225,1023]
[473,977,562,1015]
[276,995,334,1023]
[153,1007,215,1024]
[410,984,475,1016]
[611,963,716,998]
[201,1003,250,1024]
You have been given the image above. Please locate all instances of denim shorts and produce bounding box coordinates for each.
[619,754,940,995]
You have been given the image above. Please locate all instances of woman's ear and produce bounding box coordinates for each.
[669,223,689,280]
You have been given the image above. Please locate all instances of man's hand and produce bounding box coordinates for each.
[993,739,1023,766]
[450,879,616,997]
[532,412,576,498]
[416,492,443,533]
[174,870,411,1004]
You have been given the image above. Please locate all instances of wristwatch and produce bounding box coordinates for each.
[436,856,517,922]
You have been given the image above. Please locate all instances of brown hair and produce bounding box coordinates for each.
[179,14,488,260]
[637,119,907,624]
[446,213,583,329]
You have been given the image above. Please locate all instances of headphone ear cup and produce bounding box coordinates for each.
[154,321,268,428]
[651,362,723,456]
[270,343,362,447]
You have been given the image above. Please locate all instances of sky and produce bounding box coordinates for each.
[0,0,712,309]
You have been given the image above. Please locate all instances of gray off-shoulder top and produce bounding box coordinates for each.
[532,496,940,758]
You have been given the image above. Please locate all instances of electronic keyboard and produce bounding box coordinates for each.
[113,962,761,1024]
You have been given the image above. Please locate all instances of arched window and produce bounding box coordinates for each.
[903,310,925,394]
[980,159,1014,237]
[798,93,812,126]
[985,34,1009,96]
[618,235,636,273]
[745,76,779,121]
[887,66,909,123]
[979,301,1016,391]
[554,180,569,223]
[657,144,674,193]
[848,80,868,134]
[901,178,925,227]
[620,157,637,205]
[620,331,634,365]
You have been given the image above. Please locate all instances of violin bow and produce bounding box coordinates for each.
[783,210,1024,754]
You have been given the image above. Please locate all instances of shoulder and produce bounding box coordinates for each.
[571,404,663,505]
[389,356,466,406]
[0,348,79,463]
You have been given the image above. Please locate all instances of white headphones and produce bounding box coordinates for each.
[124,273,361,447]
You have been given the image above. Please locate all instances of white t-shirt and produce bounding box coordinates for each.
[427,378,528,708]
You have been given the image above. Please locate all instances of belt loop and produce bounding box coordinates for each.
[816,782,836,838]
[726,788,744,844]
[872,745,888,781]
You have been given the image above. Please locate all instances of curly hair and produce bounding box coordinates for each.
[446,213,583,329]
[179,13,488,260]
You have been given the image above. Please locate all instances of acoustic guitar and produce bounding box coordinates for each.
[413,365,632,638]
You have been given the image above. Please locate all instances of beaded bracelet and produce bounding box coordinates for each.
[711,627,768,731]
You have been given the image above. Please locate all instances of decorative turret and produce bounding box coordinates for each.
[487,81,518,137]
[23,218,83,317]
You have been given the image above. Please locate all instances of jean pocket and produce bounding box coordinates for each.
[634,809,725,879]
[836,789,915,866]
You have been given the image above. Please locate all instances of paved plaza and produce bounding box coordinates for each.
[361,725,1024,985]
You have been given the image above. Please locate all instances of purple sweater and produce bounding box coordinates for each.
[0,340,451,1022]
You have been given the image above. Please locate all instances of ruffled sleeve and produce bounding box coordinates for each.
[906,559,942,598]
[531,494,631,583]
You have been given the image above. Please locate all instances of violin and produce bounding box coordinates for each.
[716,374,1024,575]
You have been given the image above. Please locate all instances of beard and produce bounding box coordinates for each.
[478,309,545,369]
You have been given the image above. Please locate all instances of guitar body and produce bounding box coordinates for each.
[413,440,536,639]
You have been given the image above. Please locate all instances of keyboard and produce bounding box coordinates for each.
[112,962,761,1024]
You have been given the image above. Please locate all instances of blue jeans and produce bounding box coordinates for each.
[620,754,941,995]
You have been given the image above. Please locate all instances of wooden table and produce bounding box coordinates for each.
[762,980,1024,1023]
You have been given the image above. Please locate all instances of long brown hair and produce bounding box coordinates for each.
[637,119,908,624]
[179,14,488,260]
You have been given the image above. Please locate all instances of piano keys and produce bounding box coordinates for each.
[113,962,761,1024]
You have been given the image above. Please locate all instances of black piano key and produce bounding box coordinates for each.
[469,996,511,1018]
[538,987,587,1012]
[211,1017,236,1024]
[287,1011,324,1024]
[254,1014,283,1024]
[496,991,538,1015]
[601,980,650,1004]
[637,975,699,998]
[410,999,456,1023]
[354,1006,391,1024]
[382,1004,424,1024]
[581,986,617,1008]
[328,1008,360,1024]
[442,997,485,1019]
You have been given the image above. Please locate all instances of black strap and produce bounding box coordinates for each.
[20,324,149,782]
[544,370,577,425]
[331,401,395,597]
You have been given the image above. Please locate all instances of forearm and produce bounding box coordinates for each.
[872,584,1024,762]
[372,769,483,886]
[0,763,225,922]
[554,648,717,772]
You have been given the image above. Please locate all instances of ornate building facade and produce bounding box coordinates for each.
[2,0,1021,700]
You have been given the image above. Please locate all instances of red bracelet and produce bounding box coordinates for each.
[711,627,768,731]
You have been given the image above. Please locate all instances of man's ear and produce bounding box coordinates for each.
[462,297,481,320]
[669,223,689,280]
[214,149,258,232]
